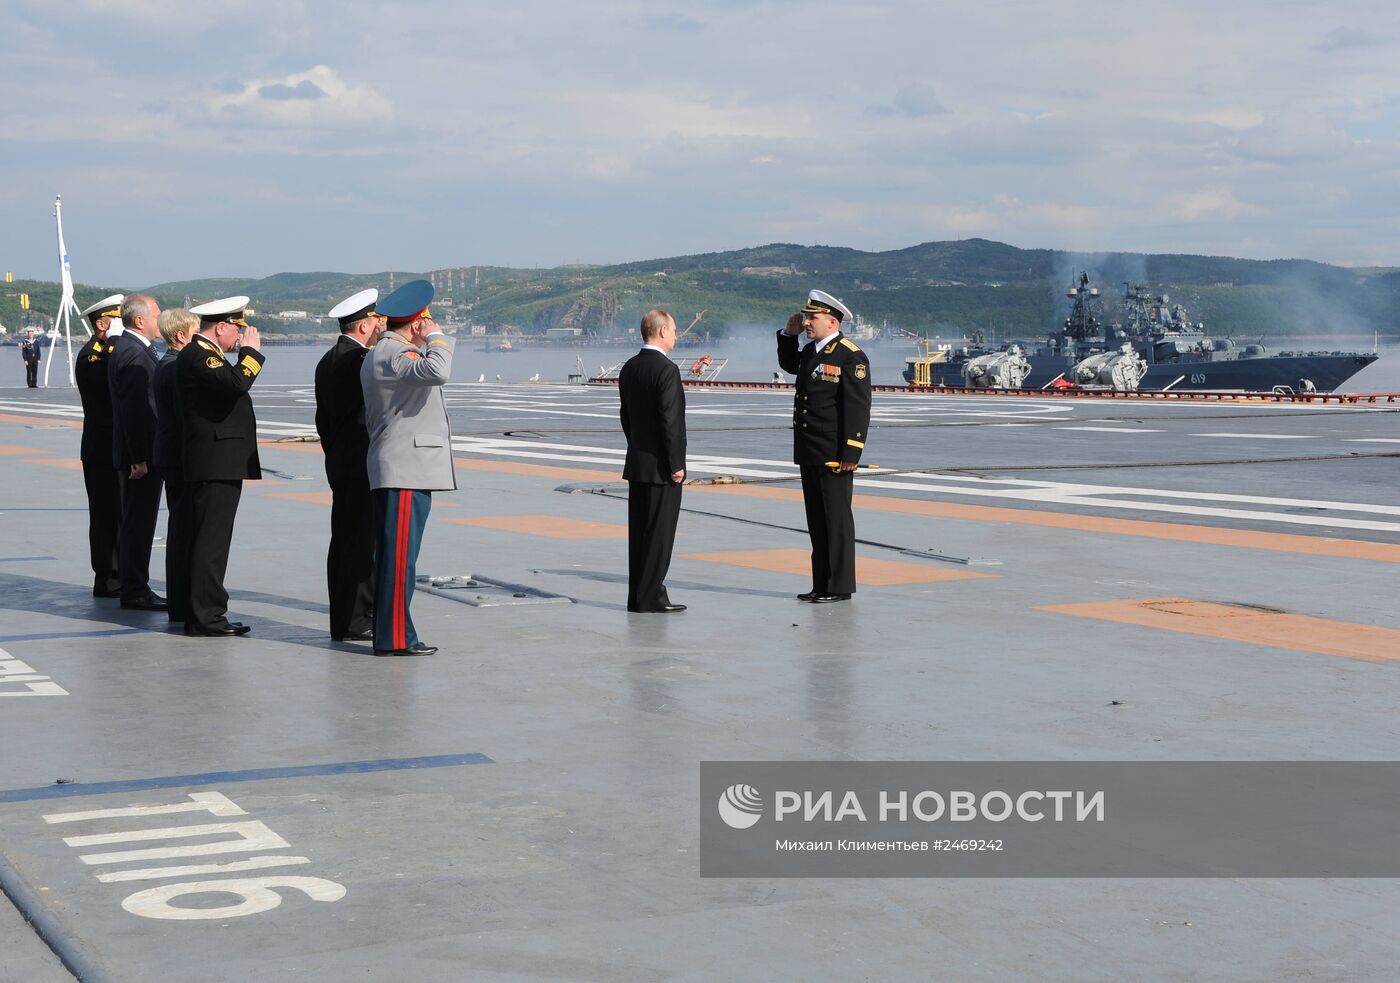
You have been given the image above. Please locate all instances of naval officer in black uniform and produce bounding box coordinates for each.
[619,309,687,613]
[19,329,41,388]
[777,289,872,603]
[316,288,384,641]
[177,296,264,637]
[74,294,125,597]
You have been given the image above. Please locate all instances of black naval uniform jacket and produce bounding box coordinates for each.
[619,348,687,483]
[314,334,371,484]
[75,336,116,464]
[776,331,873,466]
[176,335,264,482]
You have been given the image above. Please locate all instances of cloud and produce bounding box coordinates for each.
[870,82,949,118]
[206,65,391,127]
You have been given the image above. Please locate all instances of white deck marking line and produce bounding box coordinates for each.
[1345,438,1400,444]
[1192,432,1314,439]
[1054,426,1163,433]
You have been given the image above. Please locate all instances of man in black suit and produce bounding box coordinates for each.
[153,308,197,623]
[777,289,872,604]
[315,288,384,642]
[177,296,264,637]
[109,293,167,610]
[74,295,125,596]
[618,309,687,614]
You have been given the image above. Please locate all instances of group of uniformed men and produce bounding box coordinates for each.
[73,280,451,656]
[72,279,870,651]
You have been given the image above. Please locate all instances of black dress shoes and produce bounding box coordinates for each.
[94,587,122,599]
[797,591,820,601]
[185,623,251,637]
[121,594,168,611]
[809,593,852,604]
[374,642,437,657]
[333,629,375,642]
[627,604,687,613]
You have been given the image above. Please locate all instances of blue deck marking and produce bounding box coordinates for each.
[0,628,151,644]
[0,752,494,803]
[0,555,56,562]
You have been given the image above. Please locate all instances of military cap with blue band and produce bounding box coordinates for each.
[377,279,435,324]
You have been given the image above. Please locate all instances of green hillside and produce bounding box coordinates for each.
[7,239,1398,342]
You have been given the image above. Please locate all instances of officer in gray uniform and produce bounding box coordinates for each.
[361,279,455,657]
[777,289,872,603]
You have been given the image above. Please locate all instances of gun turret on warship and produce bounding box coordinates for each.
[904,272,1379,392]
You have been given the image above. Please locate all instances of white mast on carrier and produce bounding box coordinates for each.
[43,194,89,387]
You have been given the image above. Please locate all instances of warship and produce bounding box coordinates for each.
[904,273,1380,392]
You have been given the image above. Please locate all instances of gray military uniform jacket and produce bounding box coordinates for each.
[361,330,457,491]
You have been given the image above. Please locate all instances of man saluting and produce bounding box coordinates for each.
[177,296,265,637]
[777,289,872,604]
[316,288,384,642]
[361,279,455,657]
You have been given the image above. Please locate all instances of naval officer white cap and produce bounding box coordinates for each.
[189,295,251,325]
[801,289,852,323]
[328,288,379,326]
[78,294,125,322]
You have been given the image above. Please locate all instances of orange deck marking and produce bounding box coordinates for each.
[23,457,83,471]
[0,445,50,455]
[689,484,1400,565]
[453,457,620,483]
[1038,598,1400,664]
[267,491,336,506]
[445,515,628,539]
[0,412,81,430]
[679,547,994,585]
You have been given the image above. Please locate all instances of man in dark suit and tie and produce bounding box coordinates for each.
[108,293,167,611]
[316,288,384,642]
[75,295,125,597]
[618,309,687,614]
[177,296,265,637]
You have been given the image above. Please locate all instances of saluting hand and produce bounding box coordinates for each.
[784,313,804,336]
[241,325,261,351]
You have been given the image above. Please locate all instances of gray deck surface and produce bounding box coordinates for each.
[1,381,1398,982]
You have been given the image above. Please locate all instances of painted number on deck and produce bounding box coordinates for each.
[43,790,345,920]
[0,647,68,696]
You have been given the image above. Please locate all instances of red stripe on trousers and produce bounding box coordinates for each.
[394,489,410,649]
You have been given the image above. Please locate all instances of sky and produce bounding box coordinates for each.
[1,0,1397,286]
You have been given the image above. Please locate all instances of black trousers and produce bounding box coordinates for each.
[187,479,242,632]
[799,465,856,595]
[25,361,38,387]
[164,477,192,621]
[627,481,682,612]
[82,461,122,595]
[118,466,164,601]
[327,474,375,638]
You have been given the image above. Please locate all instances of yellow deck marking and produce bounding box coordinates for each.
[0,444,50,455]
[0,413,81,430]
[24,457,83,471]
[1038,598,1400,664]
[444,515,627,539]
[679,547,994,585]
